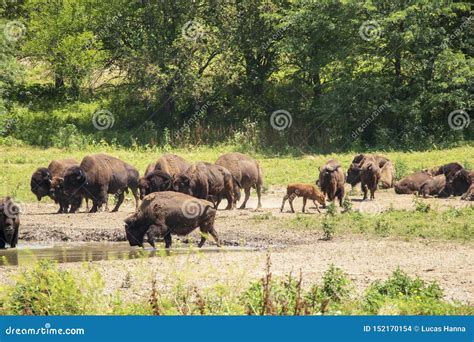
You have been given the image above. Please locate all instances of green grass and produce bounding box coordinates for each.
[1,144,473,202]
[279,206,474,242]
[0,260,471,316]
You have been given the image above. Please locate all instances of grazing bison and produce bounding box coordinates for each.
[394,171,432,194]
[346,154,391,188]
[359,157,381,200]
[281,183,326,213]
[30,159,83,213]
[447,169,474,197]
[318,160,345,206]
[173,163,236,210]
[138,154,190,199]
[63,154,139,213]
[419,174,447,198]
[124,191,219,248]
[215,152,263,209]
[0,197,20,249]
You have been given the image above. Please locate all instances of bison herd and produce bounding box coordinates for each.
[0,152,472,249]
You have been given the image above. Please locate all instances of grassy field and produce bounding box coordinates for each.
[1,144,473,202]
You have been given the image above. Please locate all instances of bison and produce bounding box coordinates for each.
[429,162,464,180]
[447,169,473,197]
[280,183,326,213]
[359,157,381,200]
[394,171,432,194]
[30,159,84,213]
[63,154,139,213]
[346,154,392,188]
[0,197,20,249]
[124,191,219,248]
[419,174,447,198]
[215,152,263,209]
[461,183,474,201]
[173,162,236,210]
[138,154,190,199]
[318,160,345,206]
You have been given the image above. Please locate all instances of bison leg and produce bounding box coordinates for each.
[338,188,345,207]
[131,187,139,210]
[239,188,251,209]
[289,196,295,213]
[370,187,376,200]
[280,195,288,212]
[361,183,368,200]
[302,197,307,213]
[313,200,321,213]
[112,191,125,212]
[164,233,172,248]
[256,183,262,209]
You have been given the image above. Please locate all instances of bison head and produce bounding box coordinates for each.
[346,163,361,187]
[124,211,161,248]
[63,166,87,196]
[0,198,19,247]
[173,174,193,195]
[139,171,173,199]
[446,169,471,196]
[30,167,52,201]
[49,176,64,201]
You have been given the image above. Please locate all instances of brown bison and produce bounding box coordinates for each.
[346,154,392,188]
[318,160,345,206]
[0,197,20,249]
[215,152,263,209]
[461,183,474,201]
[281,183,326,213]
[447,169,474,197]
[138,154,190,199]
[428,162,464,180]
[394,171,432,194]
[30,159,84,213]
[419,174,447,198]
[124,191,219,248]
[63,154,139,213]
[173,163,236,210]
[359,157,381,200]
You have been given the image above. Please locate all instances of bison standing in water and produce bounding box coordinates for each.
[215,152,263,209]
[30,159,83,213]
[138,154,190,199]
[0,197,20,249]
[173,162,236,210]
[63,154,139,213]
[318,160,345,206]
[124,192,219,248]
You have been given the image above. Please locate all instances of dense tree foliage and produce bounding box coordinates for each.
[0,0,472,151]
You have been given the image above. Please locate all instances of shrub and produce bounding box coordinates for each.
[322,219,335,241]
[320,264,351,302]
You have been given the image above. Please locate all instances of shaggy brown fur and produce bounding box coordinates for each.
[281,183,326,213]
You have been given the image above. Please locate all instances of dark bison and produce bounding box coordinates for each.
[30,159,83,213]
[0,197,20,249]
[394,171,432,194]
[429,162,464,180]
[318,160,345,206]
[359,157,381,200]
[346,154,392,188]
[461,184,474,201]
[419,174,447,198]
[447,169,474,197]
[280,183,326,213]
[215,152,263,209]
[63,154,139,213]
[173,163,236,210]
[138,154,190,199]
[124,191,219,248]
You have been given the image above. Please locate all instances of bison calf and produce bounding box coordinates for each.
[281,183,326,213]
[124,191,219,248]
